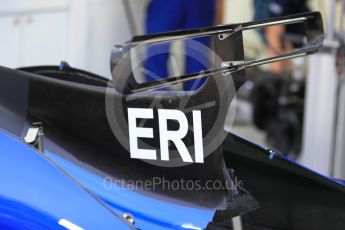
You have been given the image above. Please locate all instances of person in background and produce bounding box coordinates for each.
[144,0,223,90]
[254,0,310,74]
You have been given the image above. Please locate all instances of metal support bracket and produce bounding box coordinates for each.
[111,11,324,94]
[221,61,246,75]
[24,122,45,154]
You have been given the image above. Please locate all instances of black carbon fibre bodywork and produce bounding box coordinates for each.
[1,11,342,229]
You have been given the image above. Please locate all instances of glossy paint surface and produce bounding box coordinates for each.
[46,152,215,230]
[0,130,132,230]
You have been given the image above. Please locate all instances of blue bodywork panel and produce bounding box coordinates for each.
[46,152,214,230]
[0,130,132,230]
[0,129,214,230]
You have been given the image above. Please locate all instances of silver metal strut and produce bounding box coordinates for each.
[111,11,324,94]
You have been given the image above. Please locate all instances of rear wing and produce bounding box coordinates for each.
[111,11,324,93]
[0,11,325,221]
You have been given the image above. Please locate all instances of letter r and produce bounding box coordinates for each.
[158,109,193,162]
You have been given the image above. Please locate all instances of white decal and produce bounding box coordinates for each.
[127,108,204,163]
[128,108,157,160]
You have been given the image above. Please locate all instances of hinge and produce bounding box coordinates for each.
[24,122,45,154]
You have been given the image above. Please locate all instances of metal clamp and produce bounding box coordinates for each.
[24,122,45,154]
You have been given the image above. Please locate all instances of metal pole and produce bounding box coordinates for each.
[332,0,345,179]
[326,0,337,41]
[340,0,345,34]
[300,0,340,176]
[122,0,138,36]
